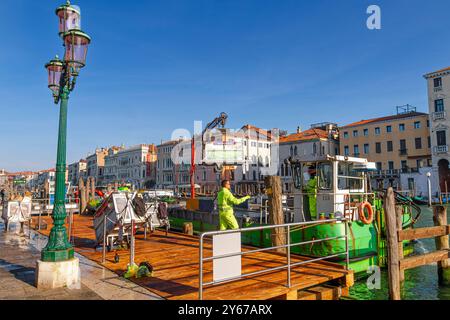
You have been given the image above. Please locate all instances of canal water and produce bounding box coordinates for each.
[349,206,450,300]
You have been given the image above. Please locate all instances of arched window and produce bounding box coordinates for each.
[294,146,298,156]
[313,143,317,154]
[290,146,293,156]
[281,164,285,177]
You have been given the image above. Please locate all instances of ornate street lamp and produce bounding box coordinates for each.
[41,1,91,263]
[56,1,81,35]
[63,30,91,76]
[45,56,63,101]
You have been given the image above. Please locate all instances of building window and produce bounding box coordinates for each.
[437,130,447,146]
[353,130,358,137]
[386,125,392,133]
[428,136,431,148]
[343,132,349,139]
[415,137,422,149]
[353,145,359,156]
[387,141,393,152]
[344,146,349,156]
[435,99,444,112]
[375,127,381,135]
[414,121,421,129]
[401,160,407,170]
[364,144,369,154]
[434,77,442,88]
[399,124,405,132]
[400,139,407,153]
[388,161,394,170]
[363,129,368,136]
[375,142,381,154]
[416,159,422,169]
[376,162,382,170]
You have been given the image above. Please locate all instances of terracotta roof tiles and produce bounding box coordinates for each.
[340,112,428,129]
[280,128,328,143]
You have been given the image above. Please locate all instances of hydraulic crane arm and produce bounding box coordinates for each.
[202,112,228,137]
[190,112,228,199]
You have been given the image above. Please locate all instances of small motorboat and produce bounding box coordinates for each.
[412,196,428,205]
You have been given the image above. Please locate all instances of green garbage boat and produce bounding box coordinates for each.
[169,155,420,277]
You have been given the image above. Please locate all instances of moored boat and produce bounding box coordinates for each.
[168,155,420,276]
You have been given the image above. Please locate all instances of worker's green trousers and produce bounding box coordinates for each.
[219,210,239,230]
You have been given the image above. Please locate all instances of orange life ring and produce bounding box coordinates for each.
[359,202,374,225]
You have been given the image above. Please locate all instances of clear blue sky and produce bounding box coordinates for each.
[1,0,450,172]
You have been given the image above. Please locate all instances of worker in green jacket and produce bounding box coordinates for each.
[304,166,318,220]
[218,180,251,230]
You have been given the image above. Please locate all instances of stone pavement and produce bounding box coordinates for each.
[0,219,162,300]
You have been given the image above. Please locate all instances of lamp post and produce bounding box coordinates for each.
[427,172,432,207]
[42,1,91,262]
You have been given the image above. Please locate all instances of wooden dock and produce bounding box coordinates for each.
[32,214,353,300]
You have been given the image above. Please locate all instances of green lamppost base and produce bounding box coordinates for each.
[41,248,74,262]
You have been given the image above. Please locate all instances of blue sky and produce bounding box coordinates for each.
[1,0,450,172]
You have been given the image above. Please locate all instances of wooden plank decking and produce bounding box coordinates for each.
[32,214,353,300]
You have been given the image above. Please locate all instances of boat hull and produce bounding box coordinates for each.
[169,212,413,276]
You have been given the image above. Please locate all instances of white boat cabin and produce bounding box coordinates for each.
[291,155,377,222]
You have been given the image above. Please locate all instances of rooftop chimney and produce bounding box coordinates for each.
[297,126,302,134]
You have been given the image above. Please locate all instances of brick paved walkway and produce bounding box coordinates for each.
[0,219,162,300]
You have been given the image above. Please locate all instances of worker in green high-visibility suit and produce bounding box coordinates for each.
[304,166,318,220]
[218,180,251,230]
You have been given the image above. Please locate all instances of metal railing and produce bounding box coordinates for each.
[434,145,449,154]
[433,111,446,121]
[198,218,349,300]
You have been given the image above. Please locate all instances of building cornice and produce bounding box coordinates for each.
[424,68,450,79]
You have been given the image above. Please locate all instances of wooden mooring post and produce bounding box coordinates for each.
[264,176,285,254]
[396,205,405,283]
[433,206,450,286]
[385,187,450,300]
[384,188,401,300]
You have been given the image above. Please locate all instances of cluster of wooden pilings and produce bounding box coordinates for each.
[384,187,450,300]
[78,177,98,213]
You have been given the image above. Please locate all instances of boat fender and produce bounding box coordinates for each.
[359,202,374,225]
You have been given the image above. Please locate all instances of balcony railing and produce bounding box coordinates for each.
[434,145,449,154]
[433,111,446,121]
[370,169,400,177]
[399,149,408,156]
[371,168,421,176]
[434,86,443,92]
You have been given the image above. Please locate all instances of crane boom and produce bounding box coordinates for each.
[190,112,228,199]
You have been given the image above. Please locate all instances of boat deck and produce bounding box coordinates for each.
[32,214,353,300]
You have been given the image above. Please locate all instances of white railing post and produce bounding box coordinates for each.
[287,224,291,288]
[199,234,204,300]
